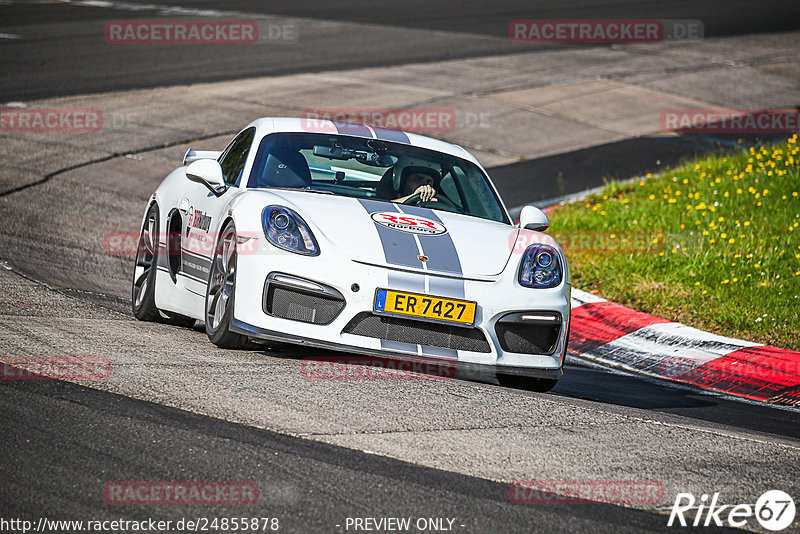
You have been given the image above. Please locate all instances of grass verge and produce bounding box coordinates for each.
[549,134,800,350]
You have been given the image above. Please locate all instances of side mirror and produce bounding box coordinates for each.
[186,159,226,196]
[519,205,549,232]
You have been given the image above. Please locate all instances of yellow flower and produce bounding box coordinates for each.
[648,194,655,200]
[721,233,727,239]
[732,277,738,282]
[728,238,735,244]
[744,221,751,227]
[701,290,707,294]
[694,282,700,286]
[639,181,645,186]
[722,279,730,284]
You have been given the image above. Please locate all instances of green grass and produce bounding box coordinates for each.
[549,134,800,350]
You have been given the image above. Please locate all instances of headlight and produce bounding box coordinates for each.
[262,206,319,256]
[518,244,562,288]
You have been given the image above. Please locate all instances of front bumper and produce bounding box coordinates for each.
[233,239,570,376]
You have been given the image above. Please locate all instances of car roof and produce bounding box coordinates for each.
[245,117,480,165]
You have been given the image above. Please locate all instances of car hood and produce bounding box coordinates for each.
[258,190,519,278]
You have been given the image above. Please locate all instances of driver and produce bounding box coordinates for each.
[392,165,440,204]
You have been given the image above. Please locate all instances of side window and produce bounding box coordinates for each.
[219,128,256,185]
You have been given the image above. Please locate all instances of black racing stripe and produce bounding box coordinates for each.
[380,339,419,353]
[358,199,420,269]
[181,248,213,263]
[396,205,463,277]
[372,126,410,144]
[334,122,373,138]
[388,271,425,293]
[394,206,466,357]
[423,347,458,359]
[181,253,211,282]
[427,276,465,300]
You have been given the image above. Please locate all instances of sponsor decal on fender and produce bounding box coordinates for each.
[370,212,446,236]
[187,207,212,232]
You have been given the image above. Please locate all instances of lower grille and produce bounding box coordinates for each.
[343,312,491,353]
[496,322,560,355]
[265,285,345,325]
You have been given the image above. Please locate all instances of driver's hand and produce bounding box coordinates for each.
[415,184,437,202]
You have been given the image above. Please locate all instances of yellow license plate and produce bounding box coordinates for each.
[373,289,476,326]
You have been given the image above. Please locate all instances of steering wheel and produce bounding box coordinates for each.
[402,192,458,210]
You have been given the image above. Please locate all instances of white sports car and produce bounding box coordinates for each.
[132,118,570,391]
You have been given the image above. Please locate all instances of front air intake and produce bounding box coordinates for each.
[343,312,491,353]
[263,274,345,325]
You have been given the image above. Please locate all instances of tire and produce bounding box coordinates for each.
[205,221,249,349]
[131,203,196,327]
[497,373,559,393]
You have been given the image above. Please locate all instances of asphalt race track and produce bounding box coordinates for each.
[1,1,799,532]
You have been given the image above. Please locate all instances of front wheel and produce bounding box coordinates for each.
[205,221,249,349]
[497,374,559,392]
[131,203,195,327]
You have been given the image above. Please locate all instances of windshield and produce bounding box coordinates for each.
[246,132,509,224]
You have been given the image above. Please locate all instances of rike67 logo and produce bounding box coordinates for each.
[668,490,795,531]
